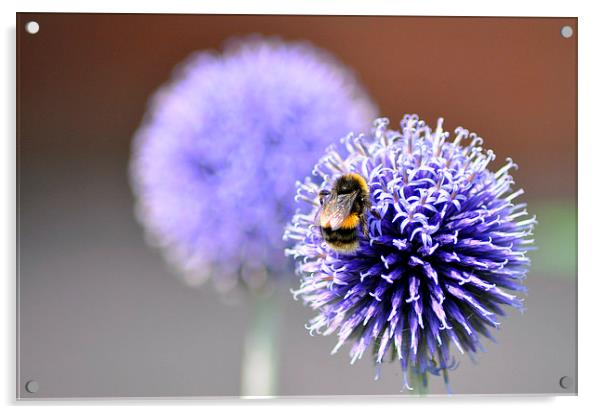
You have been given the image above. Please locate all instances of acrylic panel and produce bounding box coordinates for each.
[17,13,577,398]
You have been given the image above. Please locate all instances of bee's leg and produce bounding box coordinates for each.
[370,208,381,220]
[361,214,369,236]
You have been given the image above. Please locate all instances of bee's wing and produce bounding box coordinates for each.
[319,192,357,230]
[313,206,322,227]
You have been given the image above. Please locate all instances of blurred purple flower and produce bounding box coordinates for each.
[130,36,377,292]
[285,115,535,391]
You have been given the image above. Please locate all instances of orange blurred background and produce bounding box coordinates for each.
[18,14,576,199]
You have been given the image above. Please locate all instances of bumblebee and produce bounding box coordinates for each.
[317,173,370,253]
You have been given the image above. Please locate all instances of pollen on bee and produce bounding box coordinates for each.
[340,214,360,229]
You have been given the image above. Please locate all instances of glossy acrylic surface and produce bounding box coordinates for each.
[17,13,577,398]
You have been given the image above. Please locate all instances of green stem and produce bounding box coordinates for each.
[240,293,281,397]
[408,367,429,396]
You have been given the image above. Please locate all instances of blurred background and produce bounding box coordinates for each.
[17,14,576,397]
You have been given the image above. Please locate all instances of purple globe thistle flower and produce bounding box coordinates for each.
[130,36,377,293]
[284,115,535,391]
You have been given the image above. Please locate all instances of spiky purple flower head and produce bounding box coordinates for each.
[285,115,535,391]
[130,36,376,292]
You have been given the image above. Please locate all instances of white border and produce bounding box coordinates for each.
[3,0,599,412]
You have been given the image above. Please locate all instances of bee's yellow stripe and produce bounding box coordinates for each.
[346,173,369,193]
[340,214,360,229]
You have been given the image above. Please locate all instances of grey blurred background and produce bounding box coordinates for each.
[17,14,576,398]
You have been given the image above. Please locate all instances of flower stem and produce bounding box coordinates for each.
[240,293,281,397]
[408,367,429,396]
